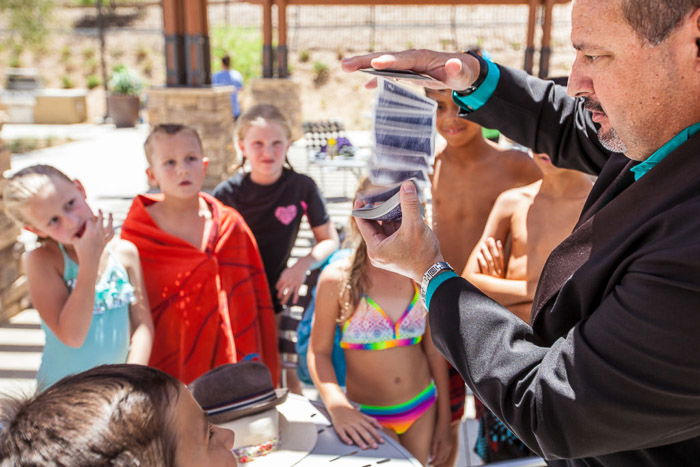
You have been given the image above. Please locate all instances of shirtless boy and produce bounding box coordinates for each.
[464,152,593,322]
[429,88,542,274]
[428,88,541,467]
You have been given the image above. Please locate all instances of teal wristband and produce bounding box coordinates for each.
[451,58,500,113]
[424,271,458,309]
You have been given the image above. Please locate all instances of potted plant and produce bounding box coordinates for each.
[107,65,143,128]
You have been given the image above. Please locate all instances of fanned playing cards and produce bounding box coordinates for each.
[352,79,436,221]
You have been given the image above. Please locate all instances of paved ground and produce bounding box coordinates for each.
[0,123,483,466]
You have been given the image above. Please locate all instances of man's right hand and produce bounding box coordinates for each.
[341,49,480,92]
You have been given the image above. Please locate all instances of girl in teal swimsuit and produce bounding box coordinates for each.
[4,165,154,391]
[308,180,452,465]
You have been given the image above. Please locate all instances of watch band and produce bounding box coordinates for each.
[454,51,488,96]
[420,261,454,303]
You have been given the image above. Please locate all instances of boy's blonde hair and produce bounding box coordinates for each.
[3,164,73,226]
[234,104,294,172]
[143,124,203,164]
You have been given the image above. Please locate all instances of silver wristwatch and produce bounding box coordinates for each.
[420,261,454,302]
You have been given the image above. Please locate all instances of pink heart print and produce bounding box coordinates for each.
[275,204,298,225]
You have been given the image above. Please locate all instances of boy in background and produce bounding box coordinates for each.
[462,152,591,461]
[428,88,541,467]
[121,124,279,385]
[464,151,592,322]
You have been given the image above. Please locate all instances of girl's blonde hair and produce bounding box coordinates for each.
[3,164,73,226]
[234,104,294,172]
[338,177,374,323]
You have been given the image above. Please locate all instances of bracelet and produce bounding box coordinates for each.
[454,51,488,96]
[420,261,454,304]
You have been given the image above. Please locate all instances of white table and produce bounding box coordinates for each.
[298,400,422,466]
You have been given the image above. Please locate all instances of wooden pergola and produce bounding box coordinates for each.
[265,0,571,79]
[160,0,570,87]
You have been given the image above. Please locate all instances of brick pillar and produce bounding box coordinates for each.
[246,79,303,141]
[146,86,237,190]
[0,115,29,322]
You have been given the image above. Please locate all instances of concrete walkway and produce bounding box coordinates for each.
[0,122,483,466]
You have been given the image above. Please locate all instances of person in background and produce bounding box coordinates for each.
[463,151,591,462]
[0,364,236,466]
[3,165,153,392]
[427,86,541,467]
[212,54,244,120]
[214,104,339,394]
[308,179,451,466]
[121,124,279,385]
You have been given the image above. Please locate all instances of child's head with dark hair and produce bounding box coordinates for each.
[424,88,483,148]
[144,124,209,198]
[0,364,237,466]
[222,55,231,68]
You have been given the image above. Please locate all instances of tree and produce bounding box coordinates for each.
[0,0,54,51]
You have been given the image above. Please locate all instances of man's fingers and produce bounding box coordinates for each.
[292,286,300,305]
[341,52,387,72]
[398,180,422,227]
[353,199,388,253]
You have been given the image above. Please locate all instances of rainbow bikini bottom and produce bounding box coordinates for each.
[357,381,437,435]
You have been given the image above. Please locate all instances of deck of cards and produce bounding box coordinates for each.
[352,78,436,222]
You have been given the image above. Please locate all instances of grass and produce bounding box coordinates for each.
[7,137,75,154]
[210,26,262,83]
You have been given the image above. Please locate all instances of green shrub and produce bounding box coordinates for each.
[85,58,98,75]
[136,45,149,63]
[109,66,143,95]
[61,75,75,89]
[210,26,262,82]
[8,55,21,68]
[312,61,329,86]
[110,47,125,60]
[86,74,101,90]
[298,50,310,63]
[141,59,154,78]
[82,47,96,61]
[60,45,71,63]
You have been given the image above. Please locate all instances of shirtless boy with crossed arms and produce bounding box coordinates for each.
[427,87,541,467]
[464,152,593,323]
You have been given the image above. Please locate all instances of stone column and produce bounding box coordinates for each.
[146,86,237,190]
[246,79,303,141]
[0,113,29,322]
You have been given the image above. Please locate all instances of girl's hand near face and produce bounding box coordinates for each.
[74,210,114,268]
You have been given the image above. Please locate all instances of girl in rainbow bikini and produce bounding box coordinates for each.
[308,180,452,465]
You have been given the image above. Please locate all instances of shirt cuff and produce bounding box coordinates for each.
[451,58,500,113]
[424,271,459,309]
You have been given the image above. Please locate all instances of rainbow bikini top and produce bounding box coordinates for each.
[340,286,426,350]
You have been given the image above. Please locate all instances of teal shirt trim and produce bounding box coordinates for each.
[425,271,458,309]
[630,122,700,181]
[451,58,500,113]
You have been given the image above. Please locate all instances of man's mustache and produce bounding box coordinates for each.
[583,97,605,114]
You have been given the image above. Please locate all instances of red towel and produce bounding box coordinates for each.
[122,193,280,385]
